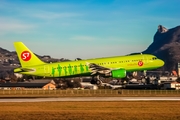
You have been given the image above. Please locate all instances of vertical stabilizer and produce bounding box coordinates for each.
[14,42,45,67]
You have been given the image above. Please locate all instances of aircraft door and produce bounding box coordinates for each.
[44,65,50,76]
[143,55,149,65]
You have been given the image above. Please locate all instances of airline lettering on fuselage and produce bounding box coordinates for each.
[127,63,137,66]
[21,51,31,61]
[127,60,144,67]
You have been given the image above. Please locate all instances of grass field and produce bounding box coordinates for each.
[1,89,180,120]
[0,101,180,120]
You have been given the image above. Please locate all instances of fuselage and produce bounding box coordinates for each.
[15,54,164,77]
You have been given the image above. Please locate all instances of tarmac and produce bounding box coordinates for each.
[0,97,180,102]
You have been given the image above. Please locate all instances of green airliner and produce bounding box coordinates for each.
[14,42,164,84]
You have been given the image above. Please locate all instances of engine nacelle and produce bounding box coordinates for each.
[111,69,126,78]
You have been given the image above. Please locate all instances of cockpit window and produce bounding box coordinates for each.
[152,57,157,60]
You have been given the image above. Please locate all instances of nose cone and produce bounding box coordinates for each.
[159,59,165,67]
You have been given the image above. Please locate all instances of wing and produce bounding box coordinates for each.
[87,62,112,75]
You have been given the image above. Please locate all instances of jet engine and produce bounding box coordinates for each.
[111,68,126,78]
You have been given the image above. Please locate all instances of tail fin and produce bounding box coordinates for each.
[14,42,45,67]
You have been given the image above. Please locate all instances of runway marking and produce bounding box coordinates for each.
[0,97,180,102]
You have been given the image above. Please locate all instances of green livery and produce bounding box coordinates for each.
[13,42,164,79]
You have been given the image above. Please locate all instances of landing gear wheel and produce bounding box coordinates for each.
[96,75,103,86]
[90,76,103,85]
[90,76,96,84]
[90,80,96,84]
[96,80,102,85]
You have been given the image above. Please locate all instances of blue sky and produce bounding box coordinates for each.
[0,0,180,59]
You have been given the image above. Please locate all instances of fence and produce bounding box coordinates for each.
[0,89,180,97]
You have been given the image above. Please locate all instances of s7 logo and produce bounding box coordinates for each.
[138,60,143,67]
[21,51,31,61]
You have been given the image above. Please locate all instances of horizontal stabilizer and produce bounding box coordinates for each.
[14,68,35,73]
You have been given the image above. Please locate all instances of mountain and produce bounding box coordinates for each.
[0,48,18,67]
[143,25,180,71]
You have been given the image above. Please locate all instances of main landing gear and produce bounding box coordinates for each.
[90,75,103,85]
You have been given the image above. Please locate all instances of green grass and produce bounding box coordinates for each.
[0,101,180,120]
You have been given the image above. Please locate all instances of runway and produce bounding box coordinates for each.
[0,97,180,102]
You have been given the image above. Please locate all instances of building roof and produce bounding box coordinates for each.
[0,79,55,88]
[0,83,49,87]
[22,79,55,84]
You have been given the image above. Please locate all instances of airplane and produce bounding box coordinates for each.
[13,42,164,84]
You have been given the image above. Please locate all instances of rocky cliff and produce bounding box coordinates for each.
[143,25,180,71]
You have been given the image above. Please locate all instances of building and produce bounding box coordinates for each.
[81,82,98,90]
[162,81,180,90]
[0,79,56,90]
